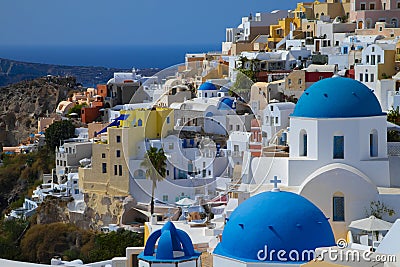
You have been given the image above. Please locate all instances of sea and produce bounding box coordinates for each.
[0,44,221,70]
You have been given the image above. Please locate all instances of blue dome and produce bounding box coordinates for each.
[198,82,217,91]
[139,221,201,263]
[218,98,235,110]
[214,191,335,263]
[292,77,384,118]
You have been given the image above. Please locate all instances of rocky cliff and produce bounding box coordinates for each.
[0,76,76,146]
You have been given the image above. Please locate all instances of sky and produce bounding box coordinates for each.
[0,0,300,46]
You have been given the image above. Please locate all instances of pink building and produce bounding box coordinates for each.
[350,0,400,29]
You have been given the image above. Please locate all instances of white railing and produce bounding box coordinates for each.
[388,142,400,156]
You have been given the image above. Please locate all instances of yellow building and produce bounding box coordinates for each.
[79,107,174,197]
[268,17,302,49]
[313,0,351,21]
[293,1,351,21]
[293,2,315,20]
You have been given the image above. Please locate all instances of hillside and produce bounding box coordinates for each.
[0,76,76,146]
[0,58,159,87]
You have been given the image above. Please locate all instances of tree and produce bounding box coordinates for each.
[45,120,75,151]
[366,200,395,219]
[67,103,87,117]
[387,106,400,125]
[140,147,167,215]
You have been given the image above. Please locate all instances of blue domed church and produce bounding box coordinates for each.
[213,188,335,266]
[248,77,400,241]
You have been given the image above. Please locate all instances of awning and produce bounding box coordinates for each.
[132,208,151,218]
[95,114,130,136]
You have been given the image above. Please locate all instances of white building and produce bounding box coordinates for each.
[227,131,251,166]
[55,141,92,183]
[222,10,292,54]
[354,43,397,111]
[261,102,295,145]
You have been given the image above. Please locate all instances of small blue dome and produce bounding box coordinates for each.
[198,82,217,91]
[292,77,384,118]
[139,221,201,262]
[219,87,229,93]
[214,191,335,263]
[218,98,235,110]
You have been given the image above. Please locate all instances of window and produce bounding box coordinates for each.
[319,76,324,80]
[370,130,378,157]
[166,116,170,124]
[138,119,143,127]
[333,193,345,221]
[119,165,123,176]
[208,170,211,176]
[74,189,80,195]
[236,125,240,131]
[114,165,118,175]
[57,160,59,166]
[391,18,398,27]
[377,55,381,63]
[359,73,363,81]
[369,3,375,9]
[134,169,145,179]
[298,78,302,85]
[275,117,279,125]
[360,3,366,10]
[299,130,307,157]
[398,1,400,8]
[166,170,170,176]
[288,79,292,85]
[230,125,233,131]
[116,136,121,143]
[366,55,369,63]
[102,153,106,158]
[234,145,239,151]
[163,195,168,202]
[370,73,374,82]
[333,135,344,159]
[116,150,121,158]
[102,163,107,173]
[205,93,208,98]
[365,73,369,82]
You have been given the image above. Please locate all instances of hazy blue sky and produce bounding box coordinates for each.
[1,0,300,46]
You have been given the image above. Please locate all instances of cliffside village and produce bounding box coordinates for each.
[3,0,400,266]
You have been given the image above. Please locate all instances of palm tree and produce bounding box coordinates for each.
[140,147,167,216]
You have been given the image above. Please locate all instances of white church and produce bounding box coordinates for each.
[239,77,400,240]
